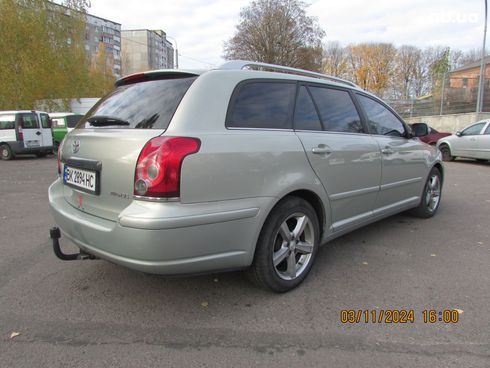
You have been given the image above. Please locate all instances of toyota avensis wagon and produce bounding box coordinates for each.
[49,61,444,292]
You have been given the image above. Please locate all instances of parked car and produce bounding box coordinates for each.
[0,110,53,160]
[50,112,84,150]
[437,120,490,162]
[49,61,444,292]
[410,122,451,145]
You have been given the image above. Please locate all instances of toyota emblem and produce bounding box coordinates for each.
[72,139,80,154]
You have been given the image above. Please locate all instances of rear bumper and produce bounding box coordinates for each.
[9,141,52,154]
[48,178,271,275]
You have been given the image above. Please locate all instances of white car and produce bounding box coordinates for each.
[437,120,490,162]
[0,110,54,160]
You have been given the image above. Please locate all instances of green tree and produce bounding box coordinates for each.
[223,0,325,71]
[0,0,94,110]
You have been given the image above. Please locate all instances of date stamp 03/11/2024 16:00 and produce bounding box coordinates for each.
[340,309,463,324]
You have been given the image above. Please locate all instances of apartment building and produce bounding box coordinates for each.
[85,13,122,78]
[121,29,175,75]
[50,2,122,78]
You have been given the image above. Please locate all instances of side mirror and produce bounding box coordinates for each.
[48,119,53,129]
[456,131,462,137]
[410,123,429,137]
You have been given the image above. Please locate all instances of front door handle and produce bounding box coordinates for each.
[312,145,332,155]
[381,148,394,155]
[36,131,42,136]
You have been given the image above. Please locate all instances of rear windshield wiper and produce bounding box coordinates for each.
[87,115,130,127]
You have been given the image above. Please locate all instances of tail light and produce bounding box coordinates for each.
[134,136,200,198]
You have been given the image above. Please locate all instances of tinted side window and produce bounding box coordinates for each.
[357,94,405,137]
[19,113,40,129]
[0,114,16,130]
[293,86,322,131]
[67,114,83,128]
[227,82,296,129]
[309,87,363,133]
[462,122,485,136]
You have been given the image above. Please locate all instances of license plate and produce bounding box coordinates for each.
[25,140,40,148]
[63,165,98,194]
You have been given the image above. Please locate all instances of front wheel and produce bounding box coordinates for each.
[247,196,320,292]
[439,144,454,161]
[409,167,442,218]
[0,144,14,160]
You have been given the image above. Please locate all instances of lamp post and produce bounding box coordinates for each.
[166,35,179,69]
[476,0,488,114]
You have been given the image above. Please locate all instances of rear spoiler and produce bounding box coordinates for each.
[115,70,201,87]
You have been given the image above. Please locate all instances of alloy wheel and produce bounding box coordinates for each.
[272,213,315,280]
[425,173,441,212]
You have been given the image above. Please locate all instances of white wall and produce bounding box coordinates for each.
[405,112,490,133]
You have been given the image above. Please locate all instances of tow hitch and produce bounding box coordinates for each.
[49,227,97,261]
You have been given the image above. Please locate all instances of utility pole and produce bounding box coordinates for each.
[440,72,446,115]
[476,0,488,114]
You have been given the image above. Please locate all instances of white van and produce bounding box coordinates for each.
[0,110,53,160]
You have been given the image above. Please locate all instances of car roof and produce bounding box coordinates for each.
[115,60,364,92]
[0,110,46,114]
[49,112,80,118]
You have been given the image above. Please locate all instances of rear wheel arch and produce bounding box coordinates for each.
[258,189,327,246]
[285,190,326,239]
[433,162,444,185]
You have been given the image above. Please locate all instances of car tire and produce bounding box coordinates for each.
[0,144,14,160]
[439,144,454,161]
[409,167,442,218]
[247,196,320,292]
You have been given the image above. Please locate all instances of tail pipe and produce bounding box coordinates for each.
[50,227,97,261]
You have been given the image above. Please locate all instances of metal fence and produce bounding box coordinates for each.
[387,76,489,119]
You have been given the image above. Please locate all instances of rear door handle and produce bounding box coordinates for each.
[381,148,394,155]
[36,131,42,136]
[312,145,332,155]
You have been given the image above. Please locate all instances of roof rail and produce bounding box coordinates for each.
[218,60,359,88]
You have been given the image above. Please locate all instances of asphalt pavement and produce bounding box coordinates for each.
[0,156,489,367]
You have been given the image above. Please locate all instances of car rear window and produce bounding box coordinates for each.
[76,76,197,129]
[226,81,296,129]
[0,114,15,130]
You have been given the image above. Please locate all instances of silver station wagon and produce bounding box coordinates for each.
[49,61,444,292]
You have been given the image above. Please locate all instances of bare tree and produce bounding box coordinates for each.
[392,45,421,99]
[223,0,325,71]
[322,41,349,77]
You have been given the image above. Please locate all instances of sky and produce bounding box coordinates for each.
[86,0,486,69]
